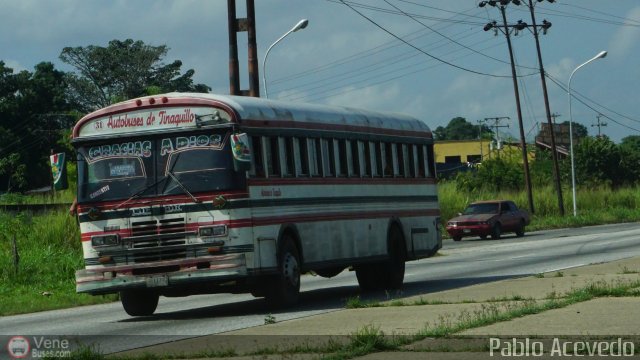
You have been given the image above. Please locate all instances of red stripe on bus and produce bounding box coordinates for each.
[77,190,249,212]
[79,209,438,241]
[250,209,440,227]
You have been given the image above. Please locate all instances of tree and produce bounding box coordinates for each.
[434,117,492,141]
[0,61,73,192]
[573,136,622,188]
[560,120,588,138]
[620,135,640,152]
[60,39,210,112]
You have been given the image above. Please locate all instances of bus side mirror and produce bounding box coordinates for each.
[231,133,252,172]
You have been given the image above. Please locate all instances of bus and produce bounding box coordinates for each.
[72,93,441,316]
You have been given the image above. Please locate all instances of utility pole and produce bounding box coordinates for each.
[484,117,510,157]
[477,119,486,161]
[526,0,564,216]
[480,0,535,214]
[592,114,607,137]
[550,112,561,124]
[227,0,260,97]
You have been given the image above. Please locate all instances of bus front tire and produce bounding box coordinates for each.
[265,236,301,308]
[120,289,159,316]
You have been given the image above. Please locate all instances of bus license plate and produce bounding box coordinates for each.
[146,276,168,287]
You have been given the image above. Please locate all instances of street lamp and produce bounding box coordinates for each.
[567,50,607,216]
[262,19,309,99]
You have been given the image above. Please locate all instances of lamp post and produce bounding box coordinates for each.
[567,50,607,217]
[262,19,309,99]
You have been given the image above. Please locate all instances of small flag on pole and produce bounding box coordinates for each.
[50,153,68,190]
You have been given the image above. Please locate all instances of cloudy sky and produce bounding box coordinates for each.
[2,0,639,142]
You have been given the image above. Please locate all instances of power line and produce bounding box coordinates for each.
[558,2,640,26]
[326,0,488,26]
[338,0,513,78]
[545,74,640,133]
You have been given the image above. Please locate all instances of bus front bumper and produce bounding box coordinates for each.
[76,253,247,295]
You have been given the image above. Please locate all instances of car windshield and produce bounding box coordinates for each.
[463,203,499,215]
[76,130,246,203]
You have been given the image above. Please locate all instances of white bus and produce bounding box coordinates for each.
[72,93,441,316]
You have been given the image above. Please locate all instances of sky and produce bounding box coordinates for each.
[1,0,639,143]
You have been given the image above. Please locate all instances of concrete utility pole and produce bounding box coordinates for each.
[526,0,565,216]
[227,0,260,97]
[480,1,535,214]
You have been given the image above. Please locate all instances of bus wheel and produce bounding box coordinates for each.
[382,225,406,290]
[355,264,379,291]
[266,236,301,307]
[120,289,159,316]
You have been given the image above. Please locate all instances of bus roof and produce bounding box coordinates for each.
[73,92,432,140]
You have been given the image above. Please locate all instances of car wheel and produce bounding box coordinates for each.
[452,236,462,242]
[515,220,525,237]
[491,223,502,240]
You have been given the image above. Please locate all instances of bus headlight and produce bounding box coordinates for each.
[199,225,228,237]
[91,234,120,247]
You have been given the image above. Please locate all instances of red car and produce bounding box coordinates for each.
[446,200,530,241]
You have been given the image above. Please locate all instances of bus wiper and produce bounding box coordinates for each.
[115,177,167,210]
[165,171,200,204]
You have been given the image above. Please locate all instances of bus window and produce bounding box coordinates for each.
[266,137,281,177]
[284,137,295,177]
[296,137,310,177]
[374,142,383,177]
[364,141,372,177]
[250,136,265,178]
[349,140,359,177]
[383,142,394,177]
[397,144,407,178]
[409,144,417,178]
[321,138,333,177]
[418,144,427,178]
[427,143,436,177]
[309,138,322,177]
[338,139,348,177]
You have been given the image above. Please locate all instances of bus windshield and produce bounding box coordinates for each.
[76,130,246,203]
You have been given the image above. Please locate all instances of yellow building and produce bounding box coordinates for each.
[434,139,533,164]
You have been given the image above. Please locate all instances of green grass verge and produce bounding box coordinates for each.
[0,211,116,315]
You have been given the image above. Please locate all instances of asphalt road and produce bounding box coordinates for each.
[2,222,640,354]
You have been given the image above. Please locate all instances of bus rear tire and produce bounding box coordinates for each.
[355,264,379,291]
[355,225,406,291]
[382,225,406,290]
[265,236,301,308]
[120,289,159,316]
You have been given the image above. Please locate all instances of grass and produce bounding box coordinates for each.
[0,188,75,205]
[0,211,116,315]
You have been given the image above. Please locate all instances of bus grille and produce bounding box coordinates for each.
[129,218,187,263]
